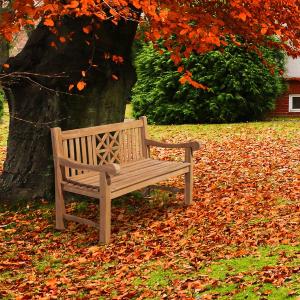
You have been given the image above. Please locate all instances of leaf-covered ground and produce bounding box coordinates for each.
[0,103,300,299]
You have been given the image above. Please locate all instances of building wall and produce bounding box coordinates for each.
[286,57,300,78]
[272,79,300,117]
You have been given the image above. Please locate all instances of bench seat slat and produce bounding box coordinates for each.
[66,159,160,183]
[112,161,189,190]
[62,167,189,200]
[111,168,189,199]
[68,159,188,186]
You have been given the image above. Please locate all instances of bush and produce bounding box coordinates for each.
[132,43,285,124]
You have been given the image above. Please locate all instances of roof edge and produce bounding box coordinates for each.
[283,77,300,81]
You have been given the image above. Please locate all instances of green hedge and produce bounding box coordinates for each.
[132,43,285,124]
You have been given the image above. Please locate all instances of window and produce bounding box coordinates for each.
[289,95,300,112]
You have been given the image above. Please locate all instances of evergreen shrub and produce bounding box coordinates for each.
[132,43,285,124]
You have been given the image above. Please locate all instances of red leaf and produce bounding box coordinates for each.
[77,81,86,91]
[82,26,91,34]
[44,19,54,27]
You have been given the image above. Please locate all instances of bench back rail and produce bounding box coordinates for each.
[54,118,148,178]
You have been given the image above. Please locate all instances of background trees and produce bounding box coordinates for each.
[132,42,286,124]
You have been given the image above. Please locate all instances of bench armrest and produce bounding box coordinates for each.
[56,156,121,176]
[145,139,200,151]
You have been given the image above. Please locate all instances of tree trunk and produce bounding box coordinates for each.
[0,18,137,202]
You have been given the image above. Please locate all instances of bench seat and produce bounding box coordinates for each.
[63,158,190,198]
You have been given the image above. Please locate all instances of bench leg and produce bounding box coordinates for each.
[99,195,111,244]
[55,185,65,230]
[184,148,193,206]
[99,175,111,244]
[184,170,193,205]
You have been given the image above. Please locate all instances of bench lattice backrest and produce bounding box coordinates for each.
[59,119,147,178]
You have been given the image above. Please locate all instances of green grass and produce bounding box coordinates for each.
[194,244,300,299]
[125,103,133,119]
[0,99,8,147]
[147,121,300,142]
[200,253,278,281]
[34,255,63,272]
[1,103,300,147]
[146,268,175,289]
[126,104,300,142]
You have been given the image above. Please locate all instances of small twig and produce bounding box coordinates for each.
[0,71,68,80]
[0,71,77,96]
[19,75,76,96]
[10,115,70,128]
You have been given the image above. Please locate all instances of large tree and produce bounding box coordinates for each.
[1,0,300,202]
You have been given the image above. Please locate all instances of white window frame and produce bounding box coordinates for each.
[289,94,300,112]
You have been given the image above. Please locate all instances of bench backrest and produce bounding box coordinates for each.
[51,117,148,178]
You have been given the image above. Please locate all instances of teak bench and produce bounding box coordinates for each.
[51,117,200,243]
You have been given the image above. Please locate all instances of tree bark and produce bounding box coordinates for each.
[0,17,137,202]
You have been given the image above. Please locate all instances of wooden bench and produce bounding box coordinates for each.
[51,117,200,243]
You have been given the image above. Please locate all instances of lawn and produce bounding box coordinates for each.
[0,102,300,299]
[0,100,8,172]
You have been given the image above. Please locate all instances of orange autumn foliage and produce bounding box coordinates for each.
[1,0,300,87]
